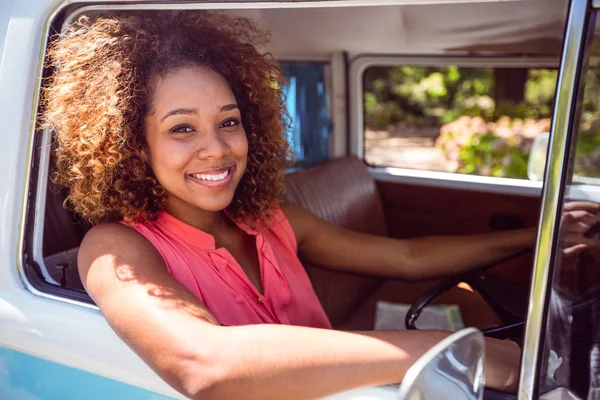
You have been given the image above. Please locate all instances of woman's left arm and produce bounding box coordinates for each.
[283,203,537,281]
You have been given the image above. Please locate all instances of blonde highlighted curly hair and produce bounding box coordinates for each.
[41,10,291,225]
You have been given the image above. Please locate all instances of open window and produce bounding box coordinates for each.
[361,63,558,178]
[350,56,562,195]
[21,5,338,304]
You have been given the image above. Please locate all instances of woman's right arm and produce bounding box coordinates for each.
[78,223,520,400]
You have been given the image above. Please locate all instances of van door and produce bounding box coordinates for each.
[519,0,600,398]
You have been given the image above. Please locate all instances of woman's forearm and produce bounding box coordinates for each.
[399,227,537,280]
[195,325,519,400]
[290,202,536,281]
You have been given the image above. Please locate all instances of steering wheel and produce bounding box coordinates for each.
[405,249,532,340]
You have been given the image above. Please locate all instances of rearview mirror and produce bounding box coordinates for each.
[527,132,549,181]
[397,328,485,400]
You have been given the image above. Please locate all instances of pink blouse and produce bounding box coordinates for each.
[132,209,331,329]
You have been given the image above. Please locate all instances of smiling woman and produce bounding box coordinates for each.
[38,9,530,400]
[43,11,290,226]
[144,67,249,217]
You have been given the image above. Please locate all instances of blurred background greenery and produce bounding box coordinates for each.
[363,66,559,178]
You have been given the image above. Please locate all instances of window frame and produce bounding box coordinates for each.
[21,0,420,309]
[517,0,593,398]
[349,54,561,196]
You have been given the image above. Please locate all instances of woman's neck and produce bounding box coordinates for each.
[164,197,230,236]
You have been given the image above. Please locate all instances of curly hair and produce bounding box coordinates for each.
[41,10,291,226]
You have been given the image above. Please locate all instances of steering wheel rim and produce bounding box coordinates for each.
[404,249,531,339]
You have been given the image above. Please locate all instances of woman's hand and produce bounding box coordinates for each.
[557,201,600,292]
[561,201,600,259]
[484,338,521,393]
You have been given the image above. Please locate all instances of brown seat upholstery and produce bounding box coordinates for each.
[41,184,90,290]
[43,185,85,256]
[283,156,388,328]
[283,156,501,331]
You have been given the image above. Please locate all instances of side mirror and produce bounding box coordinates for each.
[527,132,549,181]
[397,328,485,400]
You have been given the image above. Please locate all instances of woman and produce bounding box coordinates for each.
[43,10,530,399]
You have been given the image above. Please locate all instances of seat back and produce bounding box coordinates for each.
[43,186,84,256]
[284,156,388,328]
[42,184,90,290]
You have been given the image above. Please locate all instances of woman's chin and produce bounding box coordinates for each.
[192,195,236,213]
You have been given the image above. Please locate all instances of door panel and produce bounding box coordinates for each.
[376,180,541,288]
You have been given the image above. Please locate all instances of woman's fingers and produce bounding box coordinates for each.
[564,201,600,213]
[561,211,599,236]
[563,243,589,257]
[564,222,594,234]
[562,210,596,223]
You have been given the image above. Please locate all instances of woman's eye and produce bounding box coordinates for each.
[170,125,194,133]
[220,119,240,129]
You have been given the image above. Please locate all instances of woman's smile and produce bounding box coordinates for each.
[186,165,235,188]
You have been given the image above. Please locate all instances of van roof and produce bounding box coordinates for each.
[63,0,567,60]
[233,0,567,58]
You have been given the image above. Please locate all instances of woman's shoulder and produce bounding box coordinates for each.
[81,222,146,245]
[278,202,316,248]
[78,223,163,271]
[264,205,303,252]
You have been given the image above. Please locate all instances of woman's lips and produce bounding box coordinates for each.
[186,166,235,188]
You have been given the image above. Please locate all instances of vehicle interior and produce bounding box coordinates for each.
[23,0,573,396]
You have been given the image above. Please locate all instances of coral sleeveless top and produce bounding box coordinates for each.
[132,209,331,329]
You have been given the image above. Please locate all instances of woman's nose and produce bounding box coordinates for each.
[197,129,230,160]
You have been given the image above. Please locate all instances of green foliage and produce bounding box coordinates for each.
[574,129,600,178]
[364,65,558,178]
[457,133,530,178]
[572,69,600,178]
[364,65,496,128]
[364,92,402,130]
[525,69,558,107]
[364,66,556,129]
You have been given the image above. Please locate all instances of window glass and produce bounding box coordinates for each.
[363,65,558,179]
[280,62,331,168]
[538,14,600,399]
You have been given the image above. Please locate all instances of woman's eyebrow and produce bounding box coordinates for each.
[160,108,198,123]
[220,103,239,112]
[160,104,238,122]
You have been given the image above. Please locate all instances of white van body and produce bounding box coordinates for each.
[0,0,569,398]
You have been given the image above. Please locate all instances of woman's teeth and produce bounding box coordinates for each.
[191,169,230,181]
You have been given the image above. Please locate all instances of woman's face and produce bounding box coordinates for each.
[144,65,248,217]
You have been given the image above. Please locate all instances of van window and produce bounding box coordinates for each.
[362,65,558,179]
[537,14,600,398]
[24,14,333,302]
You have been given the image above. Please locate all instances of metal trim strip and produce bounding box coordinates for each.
[518,1,591,398]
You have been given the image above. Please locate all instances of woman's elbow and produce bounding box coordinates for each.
[182,361,240,400]
[157,342,228,399]
[175,361,222,400]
